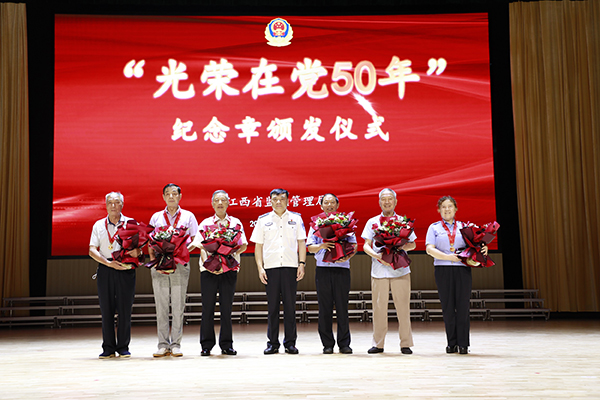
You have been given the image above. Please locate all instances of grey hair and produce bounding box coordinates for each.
[105,191,124,204]
[378,188,396,199]
[212,190,230,202]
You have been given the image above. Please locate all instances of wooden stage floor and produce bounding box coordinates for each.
[0,319,599,399]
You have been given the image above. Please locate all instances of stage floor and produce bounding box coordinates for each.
[0,319,599,399]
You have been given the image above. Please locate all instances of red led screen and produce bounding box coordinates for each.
[53,14,496,255]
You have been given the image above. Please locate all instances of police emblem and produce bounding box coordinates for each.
[265,18,293,47]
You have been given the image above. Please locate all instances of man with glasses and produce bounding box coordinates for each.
[188,190,247,356]
[307,193,357,355]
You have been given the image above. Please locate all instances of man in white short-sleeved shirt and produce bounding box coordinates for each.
[362,188,416,355]
[89,191,142,359]
[148,183,198,358]
[189,190,247,357]
[250,188,306,355]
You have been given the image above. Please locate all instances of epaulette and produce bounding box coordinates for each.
[257,212,270,219]
[289,211,301,216]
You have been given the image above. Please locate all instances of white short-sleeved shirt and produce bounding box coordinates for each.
[361,213,417,279]
[89,214,131,259]
[192,214,248,272]
[149,206,199,242]
[306,227,357,268]
[250,210,307,269]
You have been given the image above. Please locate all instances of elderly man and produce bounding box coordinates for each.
[362,188,416,355]
[148,183,198,358]
[189,190,247,356]
[89,192,142,359]
[307,193,357,354]
[250,188,307,355]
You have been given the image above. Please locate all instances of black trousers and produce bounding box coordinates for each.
[265,267,298,348]
[315,267,351,348]
[434,265,472,348]
[200,270,237,351]
[96,263,136,354]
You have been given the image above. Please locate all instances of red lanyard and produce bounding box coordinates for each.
[441,220,457,252]
[105,218,119,250]
[163,210,181,228]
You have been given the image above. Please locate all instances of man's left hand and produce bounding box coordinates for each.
[297,264,305,281]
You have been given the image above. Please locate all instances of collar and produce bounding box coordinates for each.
[272,210,289,219]
[213,214,230,224]
[380,212,397,218]
[164,206,181,217]
[106,214,124,226]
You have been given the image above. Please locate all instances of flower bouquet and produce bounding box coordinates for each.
[309,211,358,262]
[457,221,500,268]
[372,216,415,269]
[144,226,190,274]
[199,222,243,273]
[111,219,154,269]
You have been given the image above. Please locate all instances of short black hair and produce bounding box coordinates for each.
[163,183,181,195]
[270,188,289,199]
[320,193,339,205]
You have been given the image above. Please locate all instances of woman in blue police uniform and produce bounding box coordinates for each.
[425,196,487,355]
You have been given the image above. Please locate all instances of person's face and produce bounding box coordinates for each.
[163,187,182,208]
[212,193,229,215]
[106,196,123,217]
[271,194,289,213]
[321,195,339,214]
[379,193,397,214]
[438,199,457,222]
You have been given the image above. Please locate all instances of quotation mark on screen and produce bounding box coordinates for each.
[123,60,146,78]
[426,58,447,76]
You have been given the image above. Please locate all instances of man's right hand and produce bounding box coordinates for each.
[108,260,130,270]
[258,267,268,285]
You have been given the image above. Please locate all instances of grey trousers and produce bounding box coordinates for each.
[151,263,190,350]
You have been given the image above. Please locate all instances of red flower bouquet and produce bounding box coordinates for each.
[144,226,190,274]
[372,216,415,269]
[199,222,243,273]
[111,219,154,269]
[457,221,500,268]
[309,211,358,262]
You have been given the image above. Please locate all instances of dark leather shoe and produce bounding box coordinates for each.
[323,347,334,354]
[339,346,353,354]
[367,346,384,354]
[446,345,458,354]
[200,349,211,356]
[401,347,413,354]
[221,348,237,356]
[458,346,468,354]
[263,345,279,355]
[285,345,299,354]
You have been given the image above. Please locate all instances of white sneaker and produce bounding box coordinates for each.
[171,347,183,357]
[153,348,170,358]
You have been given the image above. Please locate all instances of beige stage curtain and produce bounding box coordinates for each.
[510,0,600,311]
[0,3,30,305]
